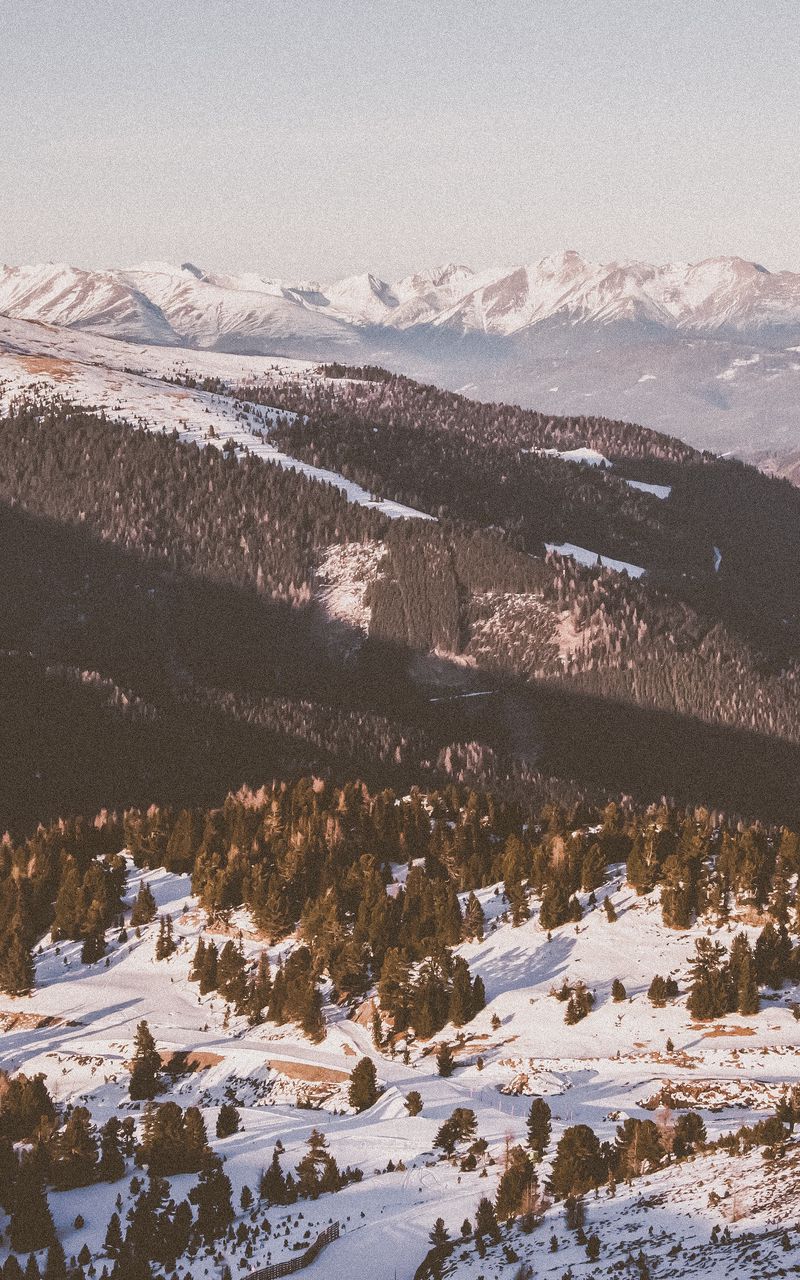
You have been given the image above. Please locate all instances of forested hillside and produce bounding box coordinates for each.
[2,382,800,830]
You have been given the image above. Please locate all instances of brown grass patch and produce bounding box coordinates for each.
[165,1049,223,1070]
[267,1059,348,1084]
[15,355,75,381]
[0,1010,80,1031]
[700,1024,757,1038]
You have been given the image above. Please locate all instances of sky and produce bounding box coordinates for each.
[1,0,798,280]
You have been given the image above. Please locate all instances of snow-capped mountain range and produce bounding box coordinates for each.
[3,251,800,458]
[4,252,800,343]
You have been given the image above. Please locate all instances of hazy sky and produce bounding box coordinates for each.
[1,0,798,279]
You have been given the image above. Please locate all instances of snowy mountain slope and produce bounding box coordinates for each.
[119,264,364,354]
[0,262,179,344]
[0,315,433,521]
[3,855,800,1280]
[4,252,800,457]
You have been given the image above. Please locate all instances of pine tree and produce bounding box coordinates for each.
[611,978,626,1001]
[648,975,668,1007]
[436,1042,455,1077]
[377,949,412,1031]
[99,1117,126,1182]
[154,916,176,961]
[495,1145,537,1220]
[10,1159,56,1252]
[104,1211,124,1256]
[539,881,571,931]
[43,1241,67,1280]
[216,1103,240,1139]
[348,1058,379,1112]
[0,920,35,996]
[3,1256,24,1280]
[550,1125,607,1198]
[53,1105,99,1189]
[463,892,485,941]
[526,1097,552,1160]
[429,1218,450,1248]
[471,974,486,1014]
[405,1090,423,1116]
[189,1156,234,1244]
[474,1196,500,1242]
[259,1147,288,1206]
[199,940,218,994]
[189,936,206,982]
[80,929,106,964]
[448,957,474,1027]
[129,1021,162,1101]
[737,949,760,1015]
[130,883,157,928]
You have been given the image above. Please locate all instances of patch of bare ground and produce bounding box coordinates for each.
[0,1010,81,1031]
[697,1024,757,1038]
[161,1050,224,1074]
[266,1060,348,1084]
[15,355,75,380]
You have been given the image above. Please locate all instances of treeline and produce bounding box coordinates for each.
[6,777,800,1012]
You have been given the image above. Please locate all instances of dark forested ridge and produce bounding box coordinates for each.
[1,377,800,832]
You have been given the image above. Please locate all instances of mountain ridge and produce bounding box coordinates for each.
[3,251,800,460]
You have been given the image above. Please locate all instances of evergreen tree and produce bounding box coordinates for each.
[647,975,668,1007]
[9,1159,56,1252]
[429,1218,450,1248]
[540,881,572,931]
[405,1090,423,1116]
[42,1241,67,1280]
[471,974,486,1014]
[198,939,219,994]
[0,922,35,996]
[216,1103,240,1139]
[99,1117,126,1182]
[495,1145,537,1220]
[448,957,474,1027]
[687,938,731,1020]
[526,1098,552,1160]
[259,1147,288,1206]
[104,1211,124,1256]
[737,949,760,1015]
[549,1125,607,1199]
[189,936,206,982]
[615,1118,664,1180]
[348,1058,379,1112]
[189,1156,234,1244]
[130,883,157,928]
[129,1021,162,1101]
[611,978,626,1002]
[463,892,485,941]
[474,1197,500,1243]
[436,1042,455,1077]
[80,928,106,964]
[53,1105,99,1189]
[154,916,176,961]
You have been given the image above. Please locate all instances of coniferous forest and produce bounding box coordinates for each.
[2,385,800,831]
